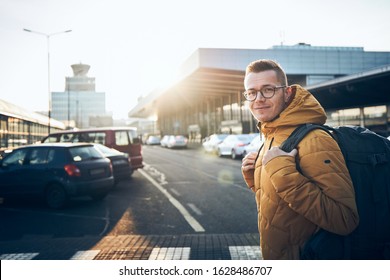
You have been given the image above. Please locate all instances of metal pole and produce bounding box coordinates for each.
[46,35,51,133]
[23,28,72,134]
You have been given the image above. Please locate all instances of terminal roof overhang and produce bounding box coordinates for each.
[129,64,390,118]
[128,67,246,118]
[307,65,390,110]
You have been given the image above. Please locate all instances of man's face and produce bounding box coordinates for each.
[244,70,289,123]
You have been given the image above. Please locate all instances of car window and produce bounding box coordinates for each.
[2,149,28,167]
[60,133,75,142]
[238,135,252,141]
[88,132,106,145]
[217,134,228,141]
[127,130,137,143]
[47,149,56,164]
[42,136,59,143]
[115,131,129,146]
[69,146,104,162]
[225,136,235,143]
[94,144,122,156]
[28,148,49,165]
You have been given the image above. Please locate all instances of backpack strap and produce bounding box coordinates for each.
[280,124,334,153]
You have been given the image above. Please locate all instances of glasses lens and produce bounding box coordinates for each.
[262,87,275,98]
[244,90,256,100]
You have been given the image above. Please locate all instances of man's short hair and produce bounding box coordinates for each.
[245,59,287,86]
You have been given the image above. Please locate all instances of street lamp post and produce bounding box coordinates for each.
[23,28,72,134]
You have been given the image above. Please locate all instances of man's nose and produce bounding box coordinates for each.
[255,91,266,101]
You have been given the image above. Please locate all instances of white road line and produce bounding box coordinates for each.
[139,168,205,232]
[0,253,39,260]
[187,203,203,216]
[70,250,100,260]
[99,204,110,236]
[170,188,181,197]
[229,246,262,260]
[148,247,191,260]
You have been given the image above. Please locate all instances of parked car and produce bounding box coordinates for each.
[160,135,172,147]
[92,143,132,183]
[41,127,143,172]
[166,135,188,148]
[0,143,114,209]
[146,135,161,145]
[217,134,256,159]
[242,134,264,158]
[202,134,229,154]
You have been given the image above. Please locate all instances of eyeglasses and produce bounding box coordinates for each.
[243,85,286,101]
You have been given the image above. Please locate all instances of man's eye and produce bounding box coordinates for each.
[263,87,274,94]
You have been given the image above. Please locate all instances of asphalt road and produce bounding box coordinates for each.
[0,144,260,259]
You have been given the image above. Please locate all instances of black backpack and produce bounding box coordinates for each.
[280,124,390,259]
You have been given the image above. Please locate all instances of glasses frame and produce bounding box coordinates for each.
[243,85,286,101]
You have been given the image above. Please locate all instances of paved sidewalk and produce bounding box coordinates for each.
[0,233,261,260]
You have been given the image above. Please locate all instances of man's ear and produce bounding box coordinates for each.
[284,86,295,103]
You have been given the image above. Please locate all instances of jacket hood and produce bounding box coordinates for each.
[260,84,326,133]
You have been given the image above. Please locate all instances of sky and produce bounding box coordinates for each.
[1,0,390,120]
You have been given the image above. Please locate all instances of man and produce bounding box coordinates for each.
[241,59,359,260]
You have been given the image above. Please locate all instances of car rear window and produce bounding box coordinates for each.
[94,144,123,156]
[69,146,104,162]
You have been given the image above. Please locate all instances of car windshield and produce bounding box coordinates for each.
[69,146,104,161]
[237,135,253,142]
[217,134,228,140]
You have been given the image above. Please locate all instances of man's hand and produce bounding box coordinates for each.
[262,147,297,165]
[241,151,258,172]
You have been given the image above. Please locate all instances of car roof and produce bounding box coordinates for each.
[15,143,94,149]
[46,127,137,135]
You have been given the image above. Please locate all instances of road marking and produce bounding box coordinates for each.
[170,188,181,197]
[70,250,100,260]
[187,203,203,216]
[229,246,262,260]
[0,253,39,260]
[139,168,205,232]
[148,247,191,260]
[99,204,110,236]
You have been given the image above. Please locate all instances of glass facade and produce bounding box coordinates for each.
[0,114,64,150]
[326,105,389,136]
[51,91,106,128]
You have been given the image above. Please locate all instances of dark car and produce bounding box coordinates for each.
[0,143,114,209]
[92,143,132,183]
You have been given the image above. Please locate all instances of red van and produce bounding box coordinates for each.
[41,127,143,174]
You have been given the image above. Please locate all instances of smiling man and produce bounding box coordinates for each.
[241,59,359,260]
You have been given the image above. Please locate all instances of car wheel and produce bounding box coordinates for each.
[45,184,68,209]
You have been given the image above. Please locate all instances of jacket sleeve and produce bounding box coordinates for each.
[242,168,255,192]
[264,130,359,235]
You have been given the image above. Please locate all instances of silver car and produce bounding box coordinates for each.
[166,135,188,148]
[243,134,264,157]
[202,134,229,154]
[217,134,256,159]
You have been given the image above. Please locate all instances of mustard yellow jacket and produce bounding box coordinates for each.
[243,85,359,259]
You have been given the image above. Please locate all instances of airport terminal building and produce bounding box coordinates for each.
[128,44,390,139]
